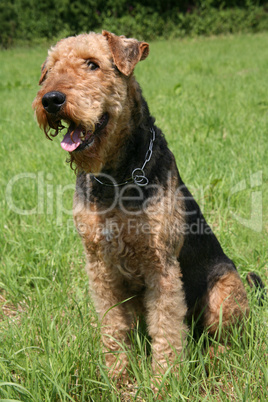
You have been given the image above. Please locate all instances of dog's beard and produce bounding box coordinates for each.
[42,113,109,154]
[61,113,109,153]
[68,134,104,173]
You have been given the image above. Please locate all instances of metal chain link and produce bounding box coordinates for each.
[93,127,156,187]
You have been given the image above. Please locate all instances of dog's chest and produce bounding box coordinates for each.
[73,184,185,285]
[73,198,174,281]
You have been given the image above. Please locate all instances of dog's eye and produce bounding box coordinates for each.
[86,60,99,71]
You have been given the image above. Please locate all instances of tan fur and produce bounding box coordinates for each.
[33,31,251,377]
[73,172,188,373]
[102,30,149,76]
[33,33,136,173]
[203,271,249,336]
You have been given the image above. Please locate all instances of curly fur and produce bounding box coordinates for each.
[33,31,257,377]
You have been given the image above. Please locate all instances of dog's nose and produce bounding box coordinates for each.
[42,91,66,114]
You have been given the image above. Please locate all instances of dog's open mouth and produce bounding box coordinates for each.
[60,113,109,152]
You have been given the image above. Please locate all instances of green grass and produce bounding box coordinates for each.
[0,33,267,401]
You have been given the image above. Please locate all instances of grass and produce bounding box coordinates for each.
[0,33,267,401]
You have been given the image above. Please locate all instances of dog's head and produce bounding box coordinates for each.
[32,31,149,173]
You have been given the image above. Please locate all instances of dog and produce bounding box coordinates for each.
[33,31,263,376]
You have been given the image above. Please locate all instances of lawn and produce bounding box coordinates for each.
[0,33,267,401]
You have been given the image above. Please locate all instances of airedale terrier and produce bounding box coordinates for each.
[33,31,263,375]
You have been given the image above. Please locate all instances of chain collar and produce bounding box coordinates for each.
[93,127,156,187]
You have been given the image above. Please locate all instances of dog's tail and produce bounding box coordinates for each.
[246,272,266,306]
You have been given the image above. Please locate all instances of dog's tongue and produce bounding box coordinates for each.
[61,127,82,152]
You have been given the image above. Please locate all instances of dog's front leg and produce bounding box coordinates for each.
[144,261,188,372]
[86,261,131,377]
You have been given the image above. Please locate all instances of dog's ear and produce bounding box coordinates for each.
[102,30,149,76]
[39,60,48,85]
